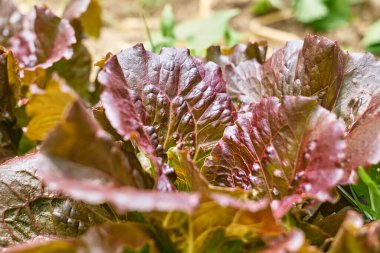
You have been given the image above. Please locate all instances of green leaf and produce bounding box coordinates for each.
[293,0,328,23]
[174,9,239,51]
[307,0,351,31]
[160,4,175,39]
[252,0,274,15]
[357,167,380,217]
[362,20,380,54]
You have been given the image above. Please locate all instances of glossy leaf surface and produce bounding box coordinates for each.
[98,44,236,166]
[203,96,346,217]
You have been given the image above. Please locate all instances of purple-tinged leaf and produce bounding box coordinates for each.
[223,60,263,105]
[5,223,160,253]
[10,6,76,70]
[37,176,201,214]
[258,229,305,253]
[0,154,120,248]
[206,42,267,106]
[206,41,268,66]
[97,52,156,160]
[0,0,23,46]
[224,36,347,108]
[203,96,346,218]
[212,35,380,180]
[333,53,380,126]
[344,94,380,182]
[38,99,202,213]
[98,44,236,166]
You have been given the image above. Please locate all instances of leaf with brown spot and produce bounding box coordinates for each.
[9,6,76,70]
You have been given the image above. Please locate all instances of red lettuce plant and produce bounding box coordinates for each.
[1,1,380,252]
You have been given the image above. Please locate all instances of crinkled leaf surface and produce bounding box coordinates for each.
[25,76,75,141]
[206,41,268,66]
[0,48,21,160]
[63,0,102,38]
[5,222,160,253]
[344,94,380,178]
[0,0,23,46]
[203,96,346,218]
[220,36,380,126]
[0,154,119,248]
[38,100,201,213]
[98,44,236,166]
[218,35,380,179]
[227,35,347,108]
[10,6,76,70]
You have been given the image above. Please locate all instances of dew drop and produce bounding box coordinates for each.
[303,183,312,192]
[251,189,259,197]
[151,133,158,140]
[304,152,311,161]
[145,126,154,135]
[249,174,261,185]
[266,145,275,155]
[156,144,163,153]
[159,108,166,117]
[157,95,165,105]
[295,171,304,181]
[273,169,282,178]
[251,163,260,172]
[271,187,280,196]
[236,169,246,177]
[172,132,179,141]
[308,140,317,151]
